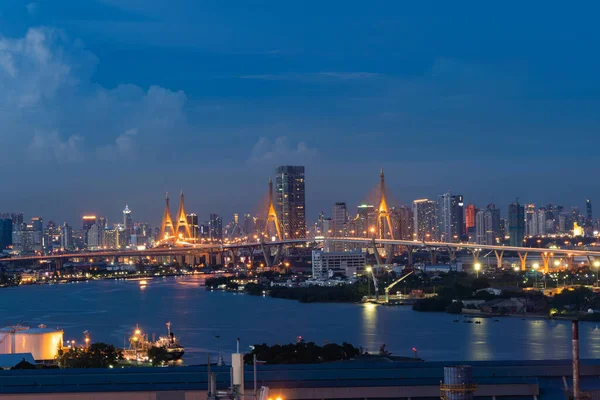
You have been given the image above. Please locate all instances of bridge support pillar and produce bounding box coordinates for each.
[372,240,383,266]
[541,252,551,273]
[273,244,284,266]
[260,243,272,268]
[518,252,528,271]
[230,248,238,266]
[494,250,504,270]
[406,246,414,267]
[56,258,64,270]
[385,245,395,265]
[429,249,437,265]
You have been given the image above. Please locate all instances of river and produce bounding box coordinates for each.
[1,276,599,364]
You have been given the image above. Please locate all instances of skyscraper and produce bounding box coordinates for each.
[123,205,133,233]
[436,192,464,242]
[0,217,12,250]
[413,199,436,240]
[475,204,500,245]
[82,215,97,246]
[332,203,348,237]
[209,214,223,240]
[60,223,73,251]
[586,199,593,227]
[391,205,413,240]
[275,165,306,239]
[186,213,199,239]
[356,205,376,237]
[508,202,525,247]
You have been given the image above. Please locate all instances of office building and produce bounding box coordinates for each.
[508,201,525,247]
[311,250,366,280]
[436,192,464,242]
[275,165,306,239]
[11,213,23,231]
[356,205,376,237]
[391,206,413,240]
[87,224,105,250]
[332,203,348,237]
[0,217,12,250]
[475,204,500,245]
[525,204,535,237]
[82,216,96,246]
[209,214,223,240]
[413,199,436,241]
[243,214,253,236]
[60,223,73,251]
[104,229,118,249]
[12,227,42,254]
[186,214,199,239]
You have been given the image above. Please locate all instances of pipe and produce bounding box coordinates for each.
[573,320,580,400]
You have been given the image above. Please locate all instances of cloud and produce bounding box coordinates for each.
[27,131,83,163]
[26,3,38,16]
[240,72,382,82]
[0,27,189,164]
[248,136,318,165]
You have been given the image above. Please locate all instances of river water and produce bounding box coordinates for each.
[1,276,599,364]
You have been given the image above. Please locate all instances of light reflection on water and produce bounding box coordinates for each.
[0,277,598,364]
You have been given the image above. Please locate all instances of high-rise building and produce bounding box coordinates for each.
[525,204,535,237]
[104,228,118,249]
[436,192,464,242]
[413,199,436,240]
[209,214,223,240]
[60,223,73,251]
[391,205,413,240]
[123,205,133,233]
[275,165,306,239]
[12,226,42,254]
[186,213,199,239]
[99,216,107,229]
[508,202,525,247]
[356,205,376,237]
[31,217,43,232]
[0,217,12,250]
[475,204,500,245]
[586,199,593,227]
[11,213,23,231]
[332,203,348,237]
[465,204,476,231]
[243,214,253,236]
[87,223,105,250]
[82,215,97,246]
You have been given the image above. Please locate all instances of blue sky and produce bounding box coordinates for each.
[1,1,600,226]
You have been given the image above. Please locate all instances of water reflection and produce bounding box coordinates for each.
[360,303,378,353]
[465,319,491,360]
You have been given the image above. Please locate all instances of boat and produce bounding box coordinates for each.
[139,280,148,286]
[155,322,185,360]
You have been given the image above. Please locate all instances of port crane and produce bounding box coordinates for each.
[384,270,414,303]
[366,266,379,300]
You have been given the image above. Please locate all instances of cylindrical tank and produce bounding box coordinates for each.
[13,327,64,361]
[441,366,475,400]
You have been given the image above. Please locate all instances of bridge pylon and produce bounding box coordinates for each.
[174,190,192,239]
[377,168,394,240]
[160,192,175,239]
[263,178,282,241]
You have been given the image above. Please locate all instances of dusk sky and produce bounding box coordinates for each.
[2,1,600,226]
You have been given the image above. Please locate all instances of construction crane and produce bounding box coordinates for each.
[384,270,414,303]
[366,266,379,300]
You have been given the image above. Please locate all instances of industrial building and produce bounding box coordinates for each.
[0,325,63,361]
[0,359,598,399]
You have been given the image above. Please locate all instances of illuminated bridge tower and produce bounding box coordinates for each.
[378,168,394,240]
[263,178,282,241]
[175,191,192,239]
[160,193,175,239]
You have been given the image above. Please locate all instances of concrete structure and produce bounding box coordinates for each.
[413,199,436,240]
[312,250,366,279]
[508,202,524,246]
[59,223,73,251]
[437,192,464,242]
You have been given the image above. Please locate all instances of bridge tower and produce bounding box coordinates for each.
[160,193,175,239]
[175,191,192,239]
[263,178,282,241]
[377,168,394,240]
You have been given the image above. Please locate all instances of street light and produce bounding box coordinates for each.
[474,263,481,278]
[366,266,372,297]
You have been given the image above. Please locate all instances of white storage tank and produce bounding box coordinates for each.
[0,325,63,361]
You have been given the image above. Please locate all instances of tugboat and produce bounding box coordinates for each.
[154,322,185,360]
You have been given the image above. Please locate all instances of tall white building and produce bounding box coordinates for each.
[436,192,464,242]
[87,223,105,250]
[331,202,348,251]
[413,199,436,240]
[311,250,366,280]
[60,223,73,250]
[475,204,501,245]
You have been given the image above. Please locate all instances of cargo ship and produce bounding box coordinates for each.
[123,322,184,363]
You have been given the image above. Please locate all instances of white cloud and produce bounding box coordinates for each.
[0,27,189,165]
[240,72,381,82]
[27,131,83,163]
[26,3,38,16]
[248,136,317,165]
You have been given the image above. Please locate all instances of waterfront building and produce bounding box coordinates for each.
[82,215,97,246]
[311,250,366,280]
[436,192,464,242]
[413,199,436,240]
[87,223,105,250]
[275,165,306,239]
[508,201,525,246]
[12,228,42,254]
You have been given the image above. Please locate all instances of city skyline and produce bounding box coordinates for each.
[2,2,600,223]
